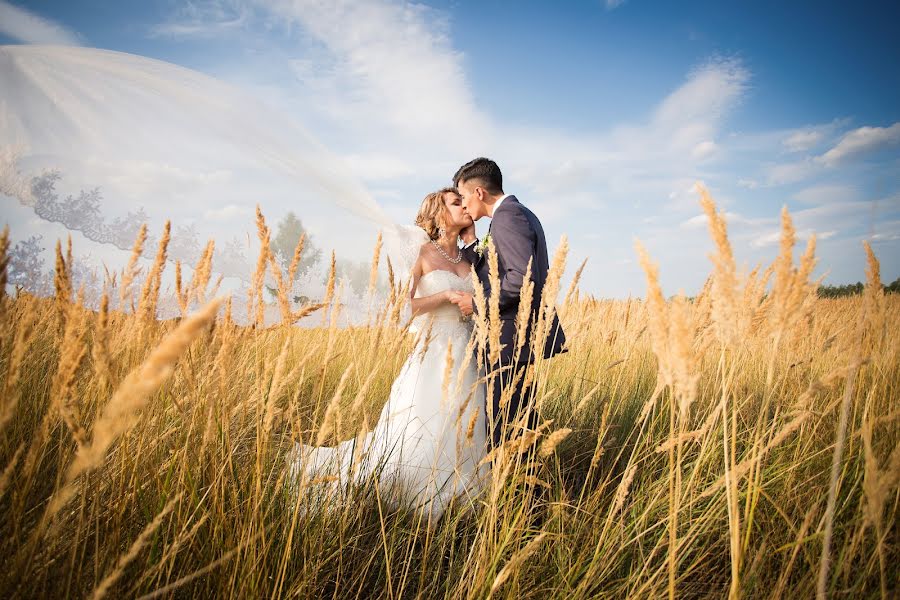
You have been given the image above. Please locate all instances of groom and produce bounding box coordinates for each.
[450,157,567,451]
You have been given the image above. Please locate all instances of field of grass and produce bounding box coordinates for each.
[0,191,897,599]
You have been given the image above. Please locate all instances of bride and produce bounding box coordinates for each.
[287,187,489,523]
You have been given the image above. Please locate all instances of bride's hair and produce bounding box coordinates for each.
[415,187,458,240]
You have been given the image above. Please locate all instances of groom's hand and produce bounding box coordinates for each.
[450,292,474,316]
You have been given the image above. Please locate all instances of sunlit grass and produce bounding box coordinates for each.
[0,193,897,599]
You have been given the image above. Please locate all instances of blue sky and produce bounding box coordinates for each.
[1,0,899,297]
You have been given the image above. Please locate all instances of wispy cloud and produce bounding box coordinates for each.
[818,122,900,166]
[751,228,835,248]
[792,183,861,205]
[783,128,825,153]
[119,0,900,293]
[148,0,252,38]
[605,0,627,9]
[0,0,82,45]
[263,0,490,147]
[764,158,819,186]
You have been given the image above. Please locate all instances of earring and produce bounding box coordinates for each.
[438,227,446,238]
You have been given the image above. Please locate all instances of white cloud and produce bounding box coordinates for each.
[653,58,748,129]
[0,1,82,45]
[204,204,253,221]
[792,184,860,205]
[818,122,900,166]
[148,0,252,38]
[47,0,898,296]
[262,0,490,147]
[783,128,825,153]
[342,153,415,182]
[765,159,819,186]
[680,211,770,229]
[692,140,717,160]
[751,228,835,248]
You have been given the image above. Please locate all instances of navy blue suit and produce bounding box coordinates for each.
[461,195,567,449]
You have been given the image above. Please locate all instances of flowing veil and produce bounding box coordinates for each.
[0,44,428,321]
[0,45,488,523]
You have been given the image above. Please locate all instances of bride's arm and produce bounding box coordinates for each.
[409,254,459,317]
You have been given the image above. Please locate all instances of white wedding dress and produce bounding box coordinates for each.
[287,270,489,522]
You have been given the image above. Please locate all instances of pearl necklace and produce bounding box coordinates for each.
[430,238,462,264]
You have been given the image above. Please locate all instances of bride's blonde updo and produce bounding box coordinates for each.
[415,187,458,240]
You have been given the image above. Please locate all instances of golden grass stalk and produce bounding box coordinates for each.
[289,301,327,325]
[52,294,89,448]
[368,231,382,297]
[119,223,147,309]
[0,299,37,433]
[698,184,740,345]
[91,287,112,390]
[862,241,885,353]
[590,426,606,470]
[263,340,292,435]
[191,239,215,305]
[324,251,337,307]
[287,232,306,286]
[267,246,292,324]
[634,240,671,388]
[137,221,171,321]
[54,238,72,328]
[770,206,797,329]
[471,265,488,361]
[539,427,572,457]
[861,418,900,597]
[316,366,352,446]
[489,532,549,595]
[89,492,182,600]
[611,463,637,516]
[523,475,551,488]
[562,257,588,308]
[249,206,270,327]
[68,298,222,480]
[174,260,187,315]
[514,257,534,362]
[440,340,454,409]
[529,236,568,382]
[0,443,24,500]
[817,355,865,600]
[386,256,396,304]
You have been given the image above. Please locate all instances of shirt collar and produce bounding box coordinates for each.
[493,194,510,213]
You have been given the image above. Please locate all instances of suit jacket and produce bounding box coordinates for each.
[461,195,567,364]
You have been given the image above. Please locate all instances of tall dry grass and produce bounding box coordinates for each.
[0,195,897,599]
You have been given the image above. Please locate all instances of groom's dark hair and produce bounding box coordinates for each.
[453,157,503,195]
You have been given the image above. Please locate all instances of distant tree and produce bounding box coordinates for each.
[170,223,202,265]
[335,258,371,296]
[817,277,900,298]
[271,212,322,274]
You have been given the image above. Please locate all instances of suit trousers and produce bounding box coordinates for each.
[485,361,537,451]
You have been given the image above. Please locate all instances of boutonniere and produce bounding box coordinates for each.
[474,233,492,257]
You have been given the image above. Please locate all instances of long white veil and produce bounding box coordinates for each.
[0,44,427,323]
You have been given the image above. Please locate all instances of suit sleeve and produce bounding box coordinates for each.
[491,207,536,313]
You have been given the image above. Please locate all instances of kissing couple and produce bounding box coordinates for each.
[289,157,567,524]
